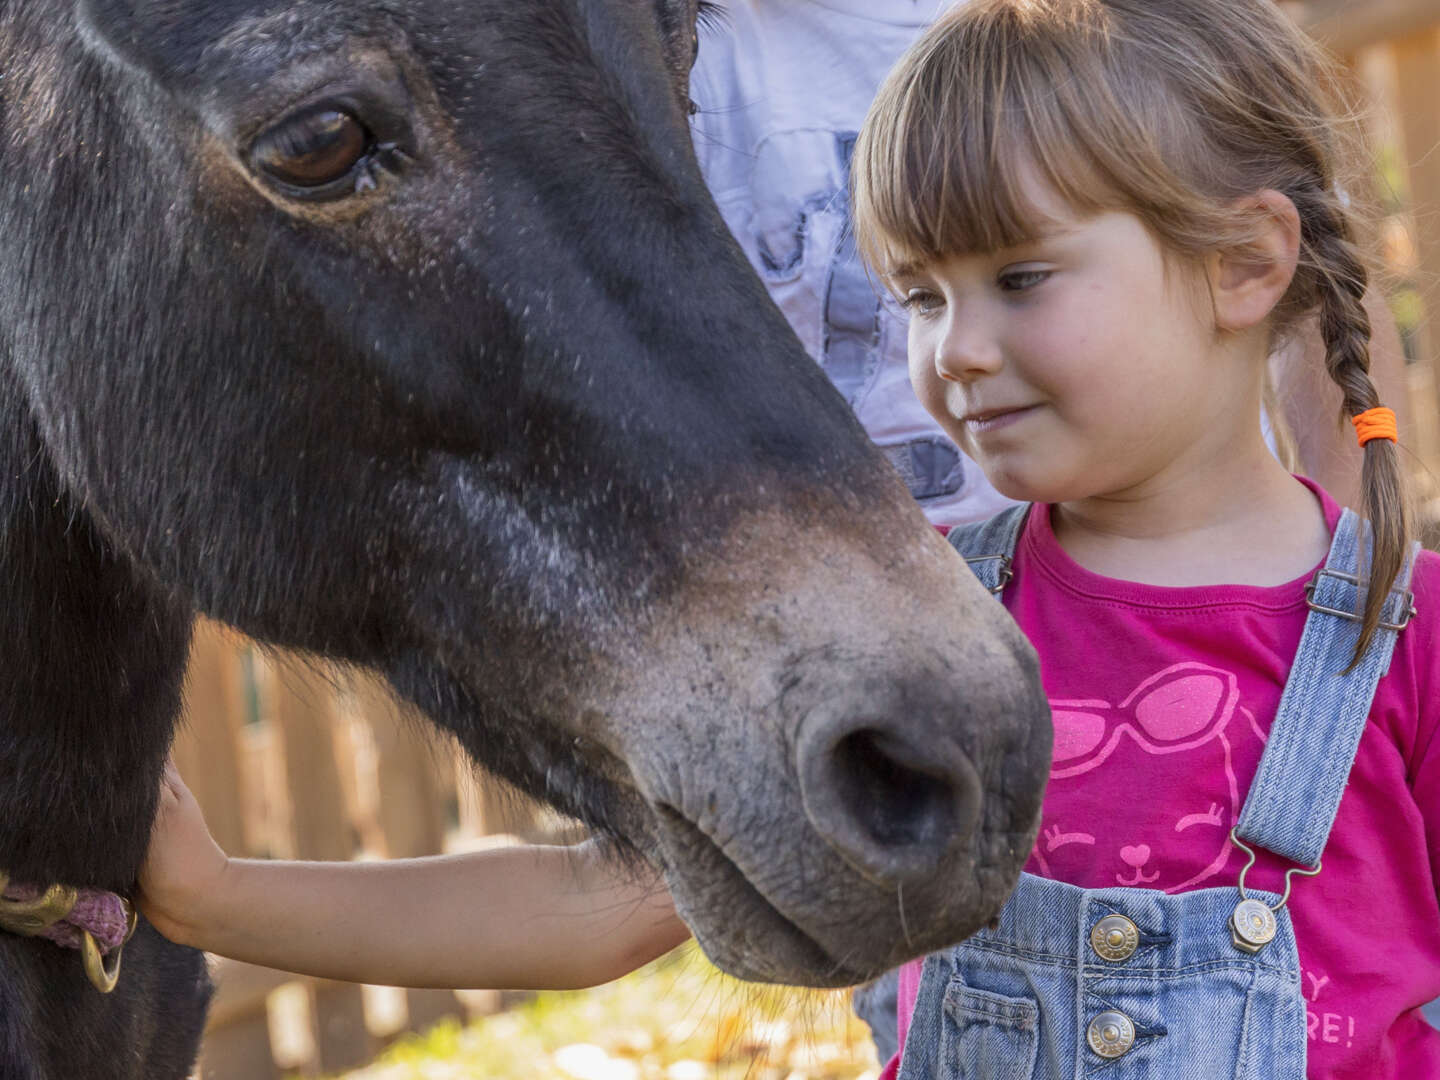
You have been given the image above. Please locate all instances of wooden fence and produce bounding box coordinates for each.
[174,621,575,1079]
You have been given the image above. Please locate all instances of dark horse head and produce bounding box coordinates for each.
[0,0,1050,1074]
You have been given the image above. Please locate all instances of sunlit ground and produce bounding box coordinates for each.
[322,943,883,1080]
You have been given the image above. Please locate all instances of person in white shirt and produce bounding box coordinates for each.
[690,1,1017,528]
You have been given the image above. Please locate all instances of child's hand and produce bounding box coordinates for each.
[136,758,230,948]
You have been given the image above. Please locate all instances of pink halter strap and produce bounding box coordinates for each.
[2,881,133,954]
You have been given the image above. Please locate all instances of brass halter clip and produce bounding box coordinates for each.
[0,873,79,937]
[0,871,138,993]
[81,902,138,994]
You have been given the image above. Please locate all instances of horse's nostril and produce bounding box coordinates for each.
[831,728,953,850]
[798,717,982,885]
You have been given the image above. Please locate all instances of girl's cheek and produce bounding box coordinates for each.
[1012,323,1072,381]
[907,352,949,418]
[907,332,938,391]
[938,386,975,451]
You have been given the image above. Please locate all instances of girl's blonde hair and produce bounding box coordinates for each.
[853,0,1408,660]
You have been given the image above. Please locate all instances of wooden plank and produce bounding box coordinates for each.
[351,676,447,859]
[350,680,468,1039]
[1298,0,1440,55]
[1412,364,1440,544]
[256,654,353,862]
[326,690,375,856]
[206,958,300,1030]
[266,981,319,1075]
[1389,30,1440,469]
[313,982,373,1073]
[238,720,290,860]
[195,1009,281,1080]
[455,761,557,843]
[402,988,466,1036]
[174,622,250,856]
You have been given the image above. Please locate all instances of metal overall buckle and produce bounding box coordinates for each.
[963,554,1013,595]
[1304,568,1416,631]
[1227,830,1321,954]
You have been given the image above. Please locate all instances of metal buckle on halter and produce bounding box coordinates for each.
[963,554,1013,595]
[1304,568,1416,632]
[1227,829,1321,955]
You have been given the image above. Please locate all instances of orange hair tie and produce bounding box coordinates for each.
[1351,407,1398,447]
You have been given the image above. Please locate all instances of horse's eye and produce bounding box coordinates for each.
[251,108,370,190]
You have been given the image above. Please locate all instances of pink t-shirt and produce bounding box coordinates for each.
[886,481,1440,1079]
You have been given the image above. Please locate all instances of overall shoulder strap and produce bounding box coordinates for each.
[945,504,1031,595]
[1234,509,1422,868]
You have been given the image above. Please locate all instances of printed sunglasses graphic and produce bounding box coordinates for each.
[1030,662,1264,891]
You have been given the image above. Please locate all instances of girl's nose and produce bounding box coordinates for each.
[934,318,1002,383]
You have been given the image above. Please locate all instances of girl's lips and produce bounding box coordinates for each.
[963,405,1038,433]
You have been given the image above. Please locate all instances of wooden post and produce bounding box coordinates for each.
[343,675,464,1040]
[1390,28,1440,439]
[455,761,558,844]
[1301,0,1440,57]
[252,653,371,1073]
[311,982,373,1074]
[255,654,353,863]
[174,621,250,857]
[351,676,448,860]
[195,1011,281,1080]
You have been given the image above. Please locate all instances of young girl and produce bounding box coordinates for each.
[848,0,1439,1077]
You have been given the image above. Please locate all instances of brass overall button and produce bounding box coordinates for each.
[1090,914,1139,962]
[1087,1011,1136,1059]
[1231,898,1278,954]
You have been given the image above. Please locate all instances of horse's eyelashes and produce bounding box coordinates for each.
[250,108,374,196]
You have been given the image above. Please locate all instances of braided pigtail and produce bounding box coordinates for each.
[1301,190,1410,664]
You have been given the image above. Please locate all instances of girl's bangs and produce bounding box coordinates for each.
[853,4,1123,276]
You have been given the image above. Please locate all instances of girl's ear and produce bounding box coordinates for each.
[1208,190,1301,333]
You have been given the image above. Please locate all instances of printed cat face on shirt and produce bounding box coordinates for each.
[1027,662,1265,892]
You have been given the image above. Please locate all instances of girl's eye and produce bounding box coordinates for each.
[251,107,372,192]
[998,268,1051,292]
[899,289,943,314]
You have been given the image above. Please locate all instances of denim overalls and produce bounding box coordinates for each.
[897,505,1420,1080]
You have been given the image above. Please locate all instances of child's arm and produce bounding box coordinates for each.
[137,762,691,990]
